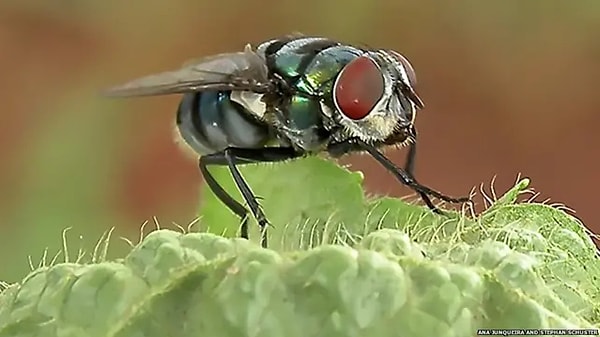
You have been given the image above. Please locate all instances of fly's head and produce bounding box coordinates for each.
[330,49,424,145]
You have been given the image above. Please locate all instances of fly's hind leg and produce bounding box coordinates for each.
[199,158,251,239]
[199,146,300,248]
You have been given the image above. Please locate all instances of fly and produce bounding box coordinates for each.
[104,34,471,248]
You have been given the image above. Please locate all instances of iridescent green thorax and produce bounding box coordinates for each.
[273,45,362,97]
[266,40,363,135]
[259,38,367,151]
[287,95,321,130]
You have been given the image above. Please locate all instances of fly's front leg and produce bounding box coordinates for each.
[327,138,470,214]
[403,127,442,213]
[360,138,470,203]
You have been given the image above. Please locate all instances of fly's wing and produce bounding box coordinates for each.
[103,44,272,97]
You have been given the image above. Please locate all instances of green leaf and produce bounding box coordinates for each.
[1,226,597,337]
[198,157,368,250]
[2,158,599,336]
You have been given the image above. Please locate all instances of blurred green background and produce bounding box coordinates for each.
[1,1,599,282]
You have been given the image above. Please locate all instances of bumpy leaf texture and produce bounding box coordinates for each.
[0,158,598,337]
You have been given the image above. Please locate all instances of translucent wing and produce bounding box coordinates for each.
[103,44,272,97]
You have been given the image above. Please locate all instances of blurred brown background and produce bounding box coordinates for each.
[1,0,599,281]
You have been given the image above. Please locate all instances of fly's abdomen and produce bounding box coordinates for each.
[176,91,270,155]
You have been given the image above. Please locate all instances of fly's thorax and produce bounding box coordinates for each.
[264,94,329,153]
[255,37,366,153]
[231,89,328,153]
[254,36,423,151]
[330,49,423,143]
[260,36,362,96]
[281,94,330,152]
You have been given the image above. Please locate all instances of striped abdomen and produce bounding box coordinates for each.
[176,91,271,155]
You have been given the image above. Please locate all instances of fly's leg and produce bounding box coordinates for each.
[199,158,250,239]
[360,139,470,208]
[199,147,300,248]
[327,138,470,214]
[404,126,418,174]
[403,127,443,213]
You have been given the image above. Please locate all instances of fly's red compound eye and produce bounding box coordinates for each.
[388,50,417,86]
[334,56,384,120]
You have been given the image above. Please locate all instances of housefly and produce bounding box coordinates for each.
[105,34,471,248]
